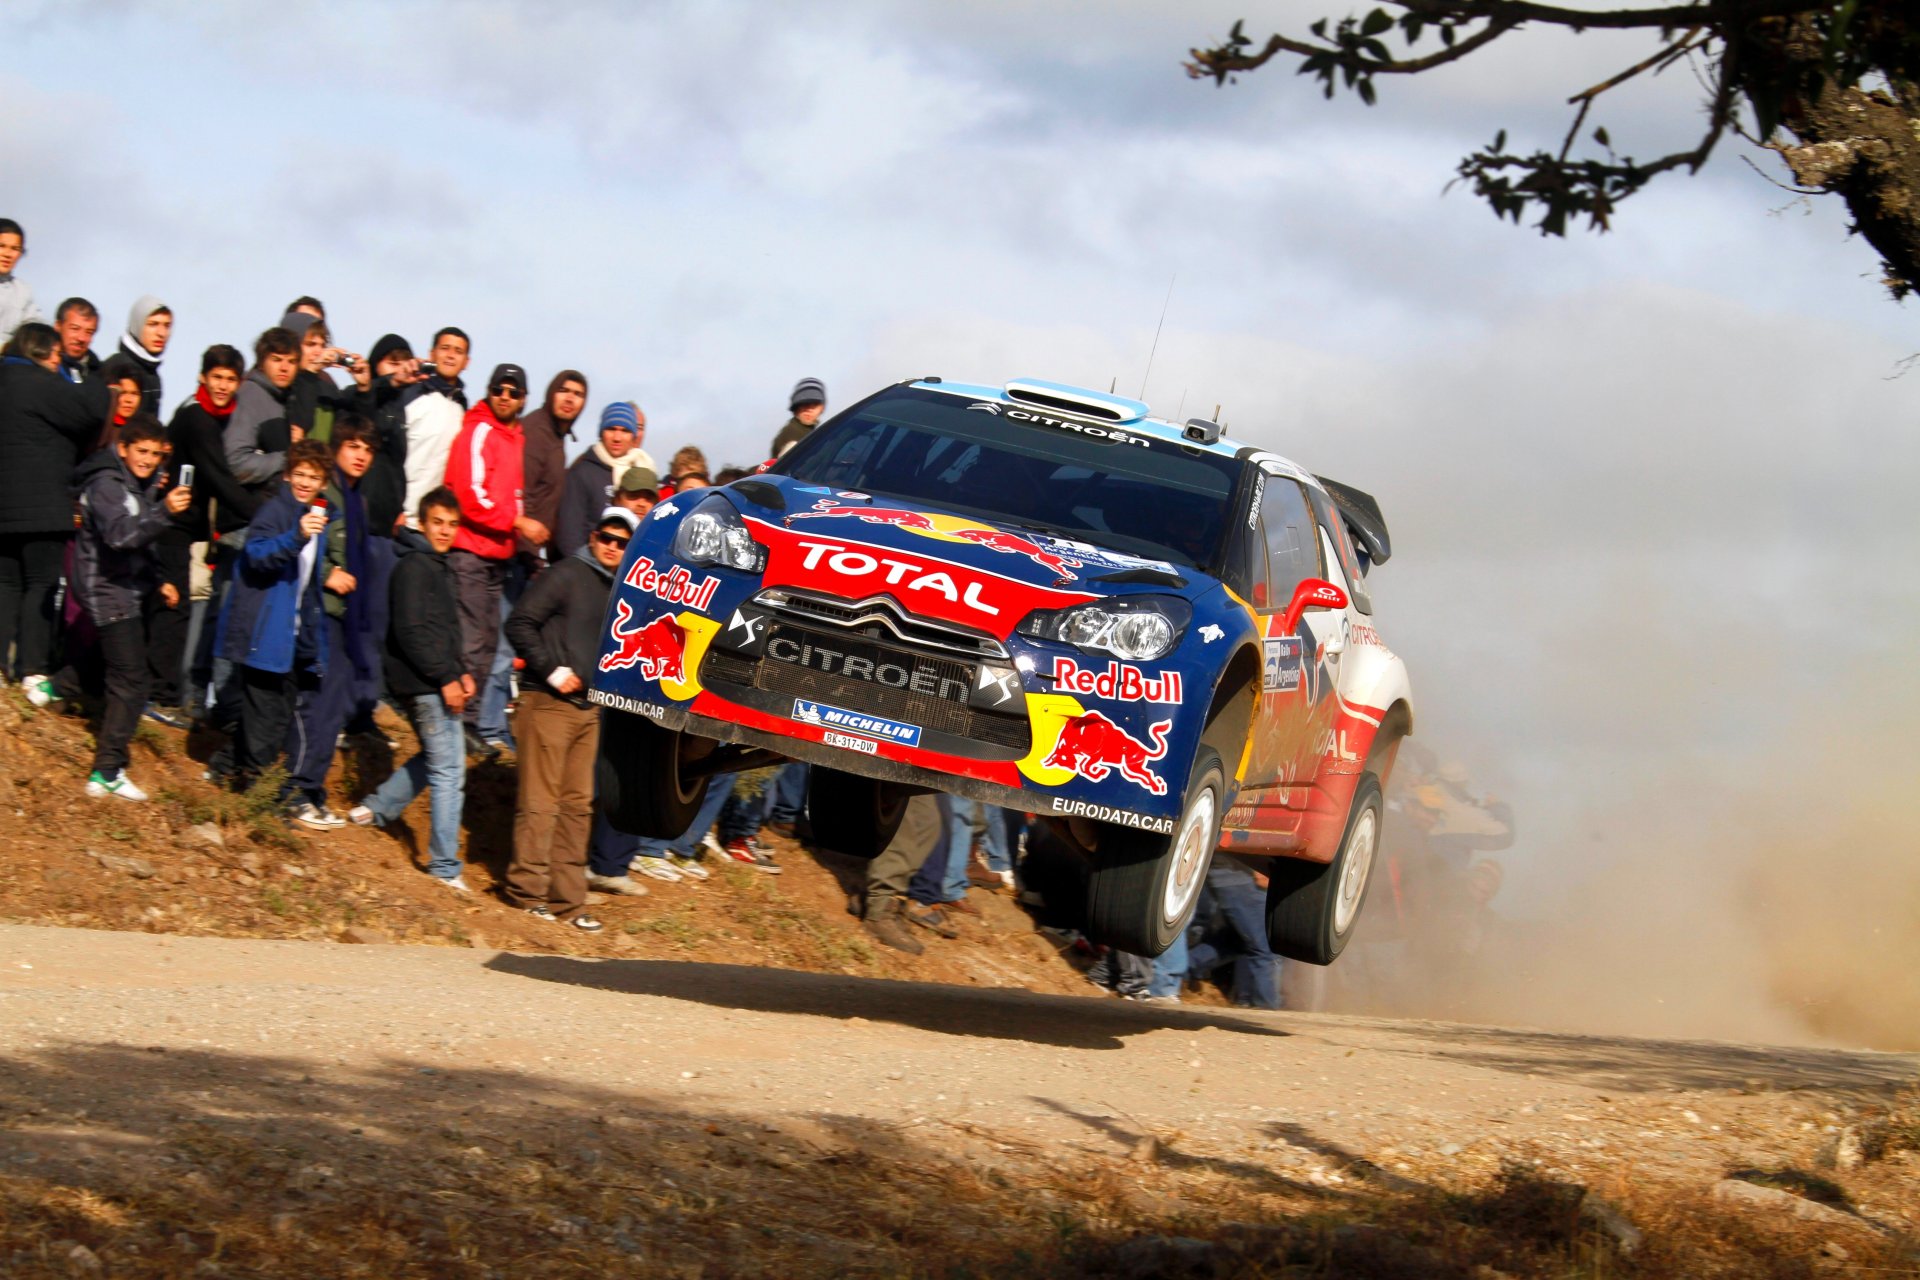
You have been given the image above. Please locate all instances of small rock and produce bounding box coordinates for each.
[340,927,392,945]
[1830,1128,1864,1171]
[1129,1135,1161,1163]
[1711,1180,1879,1233]
[1820,1241,1850,1261]
[1579,1196,1643,1255]
[466,932,490,950]
[188,823,225,848]
[237,850,264,874]
[90,850,156,879]
[281,863,306,878]
[1438,1142,1463,1156]
[1682,1109,1702,1125]
[63,1242,104,1275]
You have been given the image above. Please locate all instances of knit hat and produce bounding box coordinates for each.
[127,295,170,335]
[599,400,640,435]
[367,333,412,367]
[597,506,640,532]
[615,466,660,496]
[789,376,826,411]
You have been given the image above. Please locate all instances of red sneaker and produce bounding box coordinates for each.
[724,838,782,874]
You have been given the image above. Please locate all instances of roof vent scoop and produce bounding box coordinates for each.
[1003,379,1148,424]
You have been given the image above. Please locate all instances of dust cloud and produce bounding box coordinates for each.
[1329,698,1920,1053]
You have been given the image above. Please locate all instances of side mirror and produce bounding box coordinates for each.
[1279,577,1349,632]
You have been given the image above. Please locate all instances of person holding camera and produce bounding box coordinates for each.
[282,309,359,444]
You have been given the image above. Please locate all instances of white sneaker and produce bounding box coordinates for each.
[587,873,650,897]
[667,854,711,881]
[435,874,472,894]
[85,769,148,802]
[633,857,683,883]
[699,832,726,858]
[290,802,346,831]
[24,675,59,708]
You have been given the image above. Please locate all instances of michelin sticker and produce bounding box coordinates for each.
[792,699,922,747]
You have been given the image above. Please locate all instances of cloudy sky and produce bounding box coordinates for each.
[12,1,1918,1031]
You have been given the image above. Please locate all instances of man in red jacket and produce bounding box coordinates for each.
[442,362,533,746]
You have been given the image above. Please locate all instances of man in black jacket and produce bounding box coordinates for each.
[55,298,100,385]
[154,345,254,721]
[499,507,634,931]
[348,488,473,893]
[0,322,109,691]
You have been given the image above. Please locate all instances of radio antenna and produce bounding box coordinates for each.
[1138,274,1175,402]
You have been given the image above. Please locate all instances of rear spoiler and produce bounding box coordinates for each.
[1315,476,1391,566]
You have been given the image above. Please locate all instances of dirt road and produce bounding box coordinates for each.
[2,923,1916,1277]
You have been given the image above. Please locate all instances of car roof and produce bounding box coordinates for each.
[907,377,1317,484]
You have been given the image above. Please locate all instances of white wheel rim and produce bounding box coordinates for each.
[1161,786,1217,928]
[1333,804,1377,935]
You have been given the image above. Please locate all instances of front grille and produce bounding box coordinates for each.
[762,591,1007,660]
[700,624,1030,754]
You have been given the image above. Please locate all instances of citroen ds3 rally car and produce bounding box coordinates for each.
[591,377,1413,961]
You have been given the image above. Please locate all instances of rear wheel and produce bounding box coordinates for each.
[805,767,911,859]
[1266,773,1381,965]
[595,708,709,838]
[1082,749,1224,956]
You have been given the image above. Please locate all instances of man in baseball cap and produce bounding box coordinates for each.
[611,464,660,520]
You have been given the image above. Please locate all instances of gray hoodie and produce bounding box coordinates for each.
[224,367,292,486]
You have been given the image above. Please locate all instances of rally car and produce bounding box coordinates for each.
[591,377,1412,960]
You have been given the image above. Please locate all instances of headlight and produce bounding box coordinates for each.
[1018,595,1190,662]
[670,495,766,573]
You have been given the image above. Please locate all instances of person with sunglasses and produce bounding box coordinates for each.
[501,506,638,930]
[442,361,531,753]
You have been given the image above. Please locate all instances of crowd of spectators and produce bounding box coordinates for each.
[0,216,1277,1001]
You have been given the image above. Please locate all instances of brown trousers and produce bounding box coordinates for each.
[862,792,943,915]
[506,689,600,919]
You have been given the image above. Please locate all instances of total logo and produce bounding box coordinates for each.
[1049,657,1183,705]
[622,557,720,612]
[795,539,1004,617]
[1042,711,1172,796]
[791,500,1082,581]
[598,603,686,681]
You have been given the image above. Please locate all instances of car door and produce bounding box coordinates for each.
[1239,473,1329,818]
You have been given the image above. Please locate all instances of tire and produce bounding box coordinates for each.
[595,708,709,838]
[1082,749,1224,956]
[805,767,910,859]
[1266,773,1382,965]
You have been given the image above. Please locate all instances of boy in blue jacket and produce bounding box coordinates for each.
[211,440,332,794]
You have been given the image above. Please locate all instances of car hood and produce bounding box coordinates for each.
[719,475,1222,609]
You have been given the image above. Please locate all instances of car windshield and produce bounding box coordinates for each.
[776,387,1240,572]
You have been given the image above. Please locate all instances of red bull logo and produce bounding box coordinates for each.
[950,527,1081,581]
[790,499,939,531]
[1050,657,1183,704]
[622,557,720,613]
[598,602,687,681]
[1042,712,1173,795]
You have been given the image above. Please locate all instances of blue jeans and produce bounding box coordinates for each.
[1148,929,1190,999]
[593,777,735,872]
[1187,858,1281,1009]
[764,762,809,825]
[363,693,466,881]
[477,559,527,745]
[942,797,1011,900]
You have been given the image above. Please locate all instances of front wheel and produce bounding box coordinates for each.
[595,708,710,838]
[1082,750,1224,956]
[805,768,910,859]
[1265,773,1382,965]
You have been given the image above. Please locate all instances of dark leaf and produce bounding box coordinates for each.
[1358,78,1377,106]
[1493,129,1507,153]
[1361,8,1393,37]
[1311,18,1328,39]
[1441,23,1456,48]
[1594,126,1610,149]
